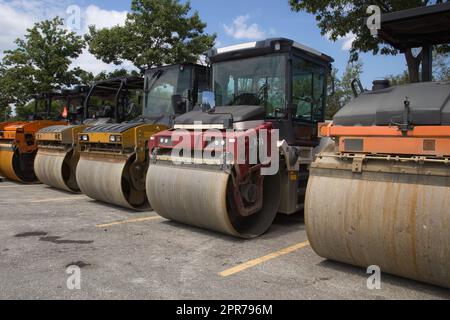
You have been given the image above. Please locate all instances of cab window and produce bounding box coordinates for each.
[292,57,326,122]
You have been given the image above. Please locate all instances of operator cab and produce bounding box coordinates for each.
[175,38,334,146]
[143,64,210,126]
[83,77,145,124]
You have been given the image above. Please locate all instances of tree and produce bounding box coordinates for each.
[289,0,450,83]
[326,62,364,119]
[385,52,450,85]
[93,69,141,82]
[385,71,410,86]
[1,18,86,107]
[434,52,450,81]
[0,65,13,121]
[86,0,216,71]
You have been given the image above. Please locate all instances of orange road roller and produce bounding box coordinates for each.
[0,92,67,183]
[306,4,450,289]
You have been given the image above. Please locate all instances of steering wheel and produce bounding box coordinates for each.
[228,92,261,106]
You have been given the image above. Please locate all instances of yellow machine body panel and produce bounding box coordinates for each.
[76,123,168,210]
[36,125,87,145]
[79,124,167,149]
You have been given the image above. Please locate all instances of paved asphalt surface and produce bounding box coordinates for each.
[0,180,449,300]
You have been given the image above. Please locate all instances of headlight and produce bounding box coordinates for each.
[158,136,172,146]
[80,135,89,141]
[109,135,122,143]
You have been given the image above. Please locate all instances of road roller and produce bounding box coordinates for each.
[0,92,67,183]
[306,4,450,288]
[35,77,144,193]
[146,38,334,238]
[76,64,210,210]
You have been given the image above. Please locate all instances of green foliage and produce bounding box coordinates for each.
[94,69,141,82]
[385,71,410,86]
[86,0,216,71]
[434,52,450,81]
[289,0,449,82]
[14,99,67,121]
[385,51,450,85]
[326,62,363,119]
[1,17,86,108]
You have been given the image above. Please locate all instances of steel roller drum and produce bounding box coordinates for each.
[76,153,149,210]
[0,146,20,182]
[305,156,450,288]
[34,148,78,192]
[146,163,281,238]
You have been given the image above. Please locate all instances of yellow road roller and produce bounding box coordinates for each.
[146,39,334,238]
[35,77,144,193]
[306,4,450,288]
[76,64,210,210]
[0,92,68,183]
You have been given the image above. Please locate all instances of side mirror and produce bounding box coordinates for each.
[172,94,187,115]
[201,91,216,111]
[351,78,365,98]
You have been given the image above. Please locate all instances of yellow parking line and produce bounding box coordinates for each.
[96,216,162,228]
[219,241,310,277]
[28,196,88,203]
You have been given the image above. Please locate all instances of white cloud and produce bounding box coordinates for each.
[0,0,67,58]
[0,2,32,54]
[83,5,127,31]
[0,0,133,75]
[73,5,131,74]
[341,33,356,51]
[223,15,267,40]
[326,31,356,51]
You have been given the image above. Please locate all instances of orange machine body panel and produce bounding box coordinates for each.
[318,122,450,157]
[0,121,67,153]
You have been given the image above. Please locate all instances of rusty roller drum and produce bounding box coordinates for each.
[34,148,79,192]
[76,153,149,210]
[305,154,450,288]
[146,163,280,238]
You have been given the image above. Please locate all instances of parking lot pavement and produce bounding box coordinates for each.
[0,181,449,300]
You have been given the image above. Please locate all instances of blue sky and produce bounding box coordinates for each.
[0,0,408,87]
[82,0,407,87]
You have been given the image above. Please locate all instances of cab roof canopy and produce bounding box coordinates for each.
[208,38,334,65]
[91,76,144,94]
[378,2,450,82]
[379,2,450,51]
